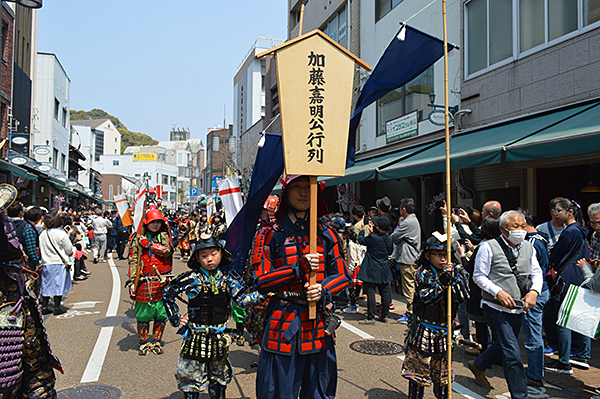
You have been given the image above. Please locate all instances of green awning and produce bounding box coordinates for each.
[321,141,442,186]
[0,160,38,181]
[378,102,597,181]
[506,102,600,161]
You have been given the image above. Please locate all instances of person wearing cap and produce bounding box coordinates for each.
[251,175,350,399]
[163,234,263,399]
[108,210,119,254]
[92,209,112,263]
[356,214,393,324]
[376,196,394,229]
[127,206,174,356]
[392,198,422,323]
[401,236,469,399]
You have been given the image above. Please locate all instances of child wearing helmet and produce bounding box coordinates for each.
[163,234,263,399]
[127,206,174,356]
[401,236,469,399]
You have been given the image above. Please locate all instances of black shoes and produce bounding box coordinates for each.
[53,306,68,315]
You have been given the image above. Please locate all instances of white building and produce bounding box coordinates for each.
[70,124,97,192]
[71,118,122,159]
[234,37,284,139]
[32,52,71,175]
[97,154,178,207]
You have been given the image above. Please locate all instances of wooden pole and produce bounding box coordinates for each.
[443,0,453,396]
[309,175,318,319]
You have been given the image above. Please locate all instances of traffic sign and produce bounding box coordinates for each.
[189,187,199,197]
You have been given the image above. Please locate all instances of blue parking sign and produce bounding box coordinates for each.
[190,187,199,197]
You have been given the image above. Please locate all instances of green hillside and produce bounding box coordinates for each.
[70,109,158,153]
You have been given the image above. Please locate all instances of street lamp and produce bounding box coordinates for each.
[3,0,42,8]
[427,92,471,131]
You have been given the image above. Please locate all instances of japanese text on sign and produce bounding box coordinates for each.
[307,51,326,164]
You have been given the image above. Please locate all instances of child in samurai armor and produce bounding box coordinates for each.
[251,175,350,399]
[127,206,174,356]
[163,234,263,399]
[402,236,469,399]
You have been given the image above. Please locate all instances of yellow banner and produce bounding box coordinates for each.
[133,153,158,162]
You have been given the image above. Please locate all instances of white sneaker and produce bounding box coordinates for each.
[343,305,358,313]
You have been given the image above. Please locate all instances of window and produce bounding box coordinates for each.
[466,0,513,75]
[62,108,67,128]
[109,185,113,200]
[322,5,348,46]
[584,0,600,25]
[113,160,119,166]
[466,0,599,76]
[135,173,141,178]
[1,22,8,61]
[52,148,58,169]
[115,137,117,142]
[376,66,434,136]
[61,153,66,172]
[162,174,169,184]
[54,99,60,120]
[170,176,176,185]
[376,0,404,21]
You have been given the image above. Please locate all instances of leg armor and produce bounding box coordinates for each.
[153,319,167,341]
[433,383,448,399]
[184,392,200,399]
[137,321,150,343]
[408,380,425,399]
[209,382,226,399]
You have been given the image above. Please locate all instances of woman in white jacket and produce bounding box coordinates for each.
[39,212,73,315]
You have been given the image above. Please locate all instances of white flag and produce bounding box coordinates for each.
[206,196,216,220]
[218,177,243,228]
[114,194,133,226]
[133,187,147,234]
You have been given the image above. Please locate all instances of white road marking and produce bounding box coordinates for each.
[80,327,114,383]
[80,254,121,383]
[70,301,104,310]
[452,382,489,399]
[340,321,374,339]
[397,355,405,361]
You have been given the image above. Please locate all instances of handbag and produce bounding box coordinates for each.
[44,229,72,271]
[495,237,532,297]
[557,284,600,339]
[547,239,585,299]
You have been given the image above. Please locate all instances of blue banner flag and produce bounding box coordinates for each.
[222,133,284,275]
[347,25,456,167]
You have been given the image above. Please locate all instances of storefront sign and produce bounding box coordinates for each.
[132,153,158,162]
[386,111,418,144]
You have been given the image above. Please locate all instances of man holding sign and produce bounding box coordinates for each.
[251,175,350,399]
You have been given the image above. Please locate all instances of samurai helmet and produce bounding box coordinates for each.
[144,206,164,225]
[189,232,234,270]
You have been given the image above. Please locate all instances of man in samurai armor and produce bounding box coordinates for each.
[251,175,350,399]
[163,234,263,399]
[401,236,469,399]
[127,206,174,356]
[0,185,63,398]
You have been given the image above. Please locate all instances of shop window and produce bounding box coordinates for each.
[376,65,434,136]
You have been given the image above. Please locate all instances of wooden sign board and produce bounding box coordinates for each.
[275,32,357,177]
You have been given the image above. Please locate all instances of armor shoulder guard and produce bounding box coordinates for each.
[251,225,275,266]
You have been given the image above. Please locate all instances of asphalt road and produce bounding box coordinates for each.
[43,254,586,399]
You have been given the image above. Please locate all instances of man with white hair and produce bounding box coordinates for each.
[468,210,543,399]
[588,203,600,260]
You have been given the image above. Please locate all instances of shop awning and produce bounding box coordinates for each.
[0,160,38,181]
[321,141,442,186]
[378,102,599,181]
[505,102,600,161]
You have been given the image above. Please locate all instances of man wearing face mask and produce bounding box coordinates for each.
[468,210,542,399]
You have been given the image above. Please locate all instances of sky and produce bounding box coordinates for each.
[37,1,288,144]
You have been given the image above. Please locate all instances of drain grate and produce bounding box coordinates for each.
[349,340,404,356]
[57,385,121,398]
[93,316,136,327]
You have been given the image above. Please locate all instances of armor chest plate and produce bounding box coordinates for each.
[188,286,230,325]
